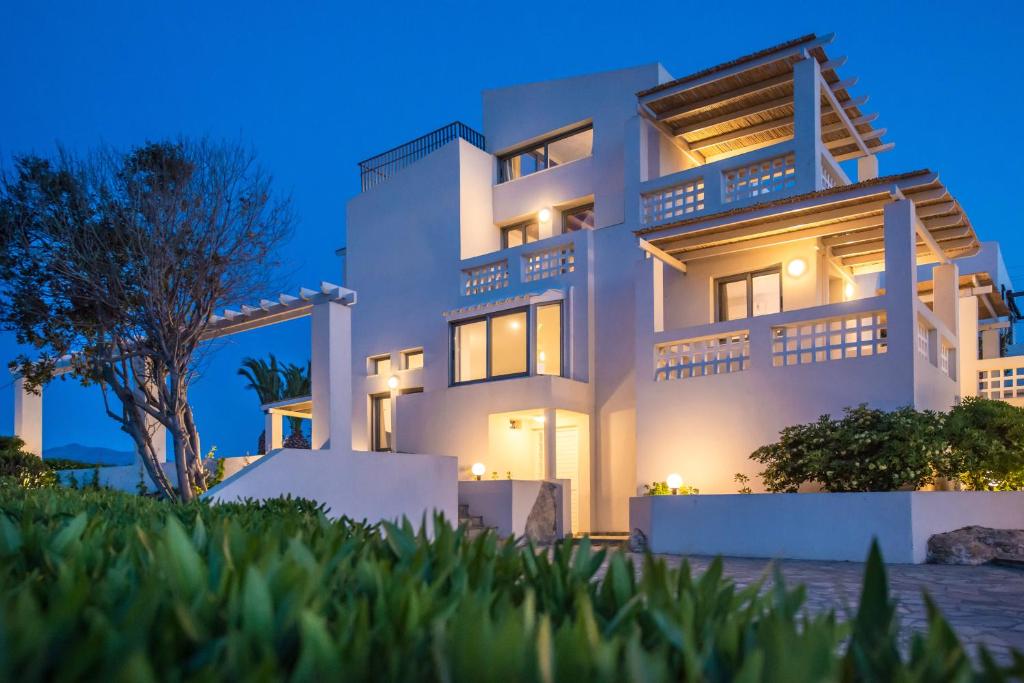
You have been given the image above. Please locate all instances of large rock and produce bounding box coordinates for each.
[927,526,1024,565]
[523,482,561,544]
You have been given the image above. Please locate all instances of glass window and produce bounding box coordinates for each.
[501,221,539,249]
[453,320,487,382]
[535,303,562,376]
[371,394,392,452]
[497,124,593,182]
[562,203,594,233]
[717,268,782,322]
[490,311,527,377]
[369,355,391,375]
[403,349,424,370]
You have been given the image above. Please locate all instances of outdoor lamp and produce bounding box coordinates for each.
[844,282,856,300]
[666,473,683,495]
[471,462,486,481]
[786,258,807,278]
[538,207,552,223]
[387,375,400,390]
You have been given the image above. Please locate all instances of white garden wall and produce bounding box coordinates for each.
[458,479,570,538]
[630,492,1024,563]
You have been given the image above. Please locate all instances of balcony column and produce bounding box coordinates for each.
[981,328,1001,359]
[958,296,979,397]
[858,155,879,181]
[882,199,918,392]
[543,407,557,481]
[264,411,284,452]
[311,299,352,451]
[932,263,960,336]
[634,255,663,386]
[12,376,42,458]
[624,115,645,227]
[792,56,823,194]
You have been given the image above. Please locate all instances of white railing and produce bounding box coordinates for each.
[523,243,575,283]
[641,178,705,224]
[820,157,843,190]
[771,310,888,367]
[939,344,951,376]
[977,358,1024,401]
[917,320,930,360]
[722,153,797,205]
[655,331,749,381]
[462,260,509,296]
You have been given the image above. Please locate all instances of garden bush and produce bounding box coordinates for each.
[1,486,1022,681]
[941,397,1024,490]
[751,405,946,492]
[0,436,55,489]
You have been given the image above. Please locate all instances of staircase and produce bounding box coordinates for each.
[458,503,495,540]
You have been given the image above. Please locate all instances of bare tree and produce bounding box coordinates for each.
[0,140,293,500]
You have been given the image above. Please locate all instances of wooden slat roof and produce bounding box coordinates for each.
[638,33,889,162]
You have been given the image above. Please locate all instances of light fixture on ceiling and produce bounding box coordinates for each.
[787,258,807,278]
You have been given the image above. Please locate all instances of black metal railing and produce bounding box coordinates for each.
[358,121,486,192]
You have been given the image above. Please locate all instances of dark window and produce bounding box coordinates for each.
[498,124,593,183]
[501,220,540,249]
[716,268,782,322]
[562,203,595,233]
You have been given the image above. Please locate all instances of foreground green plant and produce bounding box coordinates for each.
[0,487,1021,681]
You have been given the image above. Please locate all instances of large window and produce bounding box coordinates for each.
[451,305,562,384]
[562,203,594,233]
[501,220,540,249]
[716,268,782,322]
[498,124,593,183]
[370,393,392,452]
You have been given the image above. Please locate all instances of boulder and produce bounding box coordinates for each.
[628,528,647,553]
[927,526,1024,565]
[523,482,561,545]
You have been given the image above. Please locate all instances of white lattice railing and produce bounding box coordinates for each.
[977,360,1024,400]
[641,178,705,224]
[722,153,796,204]
[939,344,951,376]
[820,156,844,190]
[917,320,930,359]
[462,260,509,296]
[522,243,575,283]
[771,311,888,367]
[655,332,750,381]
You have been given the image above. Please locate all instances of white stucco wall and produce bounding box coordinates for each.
[57,455,261,493]
[631,491,1024,563]
[206,448,458,527]
[458,479,570,538]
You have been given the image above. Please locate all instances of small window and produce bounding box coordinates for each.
[403,349,424,370]
[498,124,593,183]
[501,220,539,249]
[562,203,594,233]
[716,268,782,322]
[369,355,391,375]
[453,319,487,383]
[370,393,392,452]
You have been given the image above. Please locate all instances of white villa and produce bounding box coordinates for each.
[12,33,1023,550]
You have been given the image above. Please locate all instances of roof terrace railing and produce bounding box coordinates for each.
[358,121,486,192]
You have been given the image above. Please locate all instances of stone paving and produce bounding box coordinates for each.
[604,553,1024,662]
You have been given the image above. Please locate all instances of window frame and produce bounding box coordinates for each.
[369,392,392,452]
[497,123,594,183]
[715,266,783,322]
[449,303,565,386]
[368,354,391,376]
[500,220,539,249]
[401,348,424,370]
[561,202,595,234]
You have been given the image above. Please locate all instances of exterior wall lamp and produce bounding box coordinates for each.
[786,258,807,278]
[844,282,856,300]
[538,207,552,223]
[666,472,683,495]
[387,375,400,390]
[471,462,486,481]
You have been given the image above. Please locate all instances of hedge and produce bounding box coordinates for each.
[0,485,1021,681]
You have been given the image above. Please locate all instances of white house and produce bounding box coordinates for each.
[11,33,1020,540]
[341,32,1017,534]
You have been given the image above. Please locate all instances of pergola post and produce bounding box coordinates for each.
[543,407,557,480]
[792,56,823,194]
[932,263,960,334]
[958,296,979,397]
[858,155,879,181]
[883,198,918,390]
[12,377,42,458]
[310,299,352,451]
[264,411,283,452]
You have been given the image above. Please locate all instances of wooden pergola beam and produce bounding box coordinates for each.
[840,237,974,267]
[638,238,688,274]
[818,73,869,156]
[675,219,878,262]
[824,128,886,150]
[833,143,894,162]
[691,111,879,152]
[822,112,878,135]
[638,104,706,167]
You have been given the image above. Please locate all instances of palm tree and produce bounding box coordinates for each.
[280,361,311,449]
[238,355,284,453]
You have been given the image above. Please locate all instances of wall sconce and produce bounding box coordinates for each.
[786,258,807,278]
[844,282,855,300]
[509,418,522,430]
[471,462,486,481]
[538,207,552,223]
[666,472,683,495]
[387,375,400,390]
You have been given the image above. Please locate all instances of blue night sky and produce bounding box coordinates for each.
[1,0,1021,457]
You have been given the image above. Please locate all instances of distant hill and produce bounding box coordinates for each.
[43,443,136,466]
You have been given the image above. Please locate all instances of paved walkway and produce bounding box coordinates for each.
[605,554,1024,662]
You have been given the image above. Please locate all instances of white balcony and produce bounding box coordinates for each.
[458,230,588,299]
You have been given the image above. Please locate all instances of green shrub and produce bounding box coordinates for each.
[0,436,55,489]
[751,405,946,492]
[42,458,111,471]
[643,481,699,495]
[0,487,1021,680]
[941,397,1024,490]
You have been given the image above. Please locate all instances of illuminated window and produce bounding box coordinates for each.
[716,268,782,322]
[562,203,594,233]
[368,355,391,375]
[498,124,593,183]
[452,320,487,383]
[402,349,424,370]
[535,303,562,376]
[501,220,540,249]
[370,393,391,452]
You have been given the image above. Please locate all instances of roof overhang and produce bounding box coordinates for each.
[636,170,979,275]
[201,282,355,341]
[442,289,563,321]
[261,395,313,418]
[637,33,890,163]
[918,272,1011,320]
